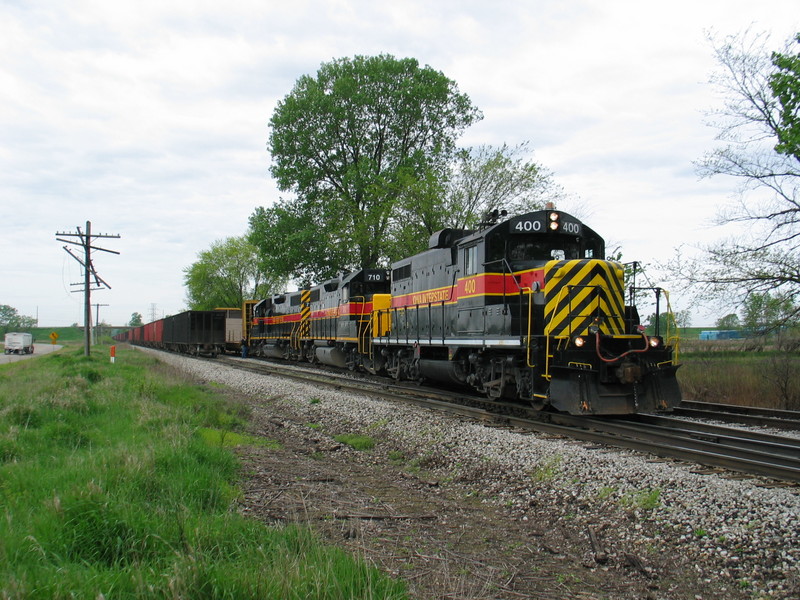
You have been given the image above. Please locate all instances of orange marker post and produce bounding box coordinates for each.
[110,345,116,364]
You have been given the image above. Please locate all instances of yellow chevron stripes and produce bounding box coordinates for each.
[544,259,625,337]
[299,289,311,338]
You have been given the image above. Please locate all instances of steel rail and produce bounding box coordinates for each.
[674,400,800,431]
[622,414,800,458]
[212,355,800,483]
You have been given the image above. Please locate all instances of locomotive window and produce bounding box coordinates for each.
[486,238,505,264]
[508,238,582,262]
[393,264,411,280]
[465,245,479,275]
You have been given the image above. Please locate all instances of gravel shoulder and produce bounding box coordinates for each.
[147,350,800,600]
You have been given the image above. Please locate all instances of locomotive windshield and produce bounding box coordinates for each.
[484,210,606,267]
[507,238,583,262]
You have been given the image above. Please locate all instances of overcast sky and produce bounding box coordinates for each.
[1,0,798,327]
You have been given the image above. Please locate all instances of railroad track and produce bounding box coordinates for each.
[216,355,800,484]
[674,400,800,431]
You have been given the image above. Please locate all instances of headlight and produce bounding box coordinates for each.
[649,336,661,348]
[549,212,559,221]
[573,336,585,347]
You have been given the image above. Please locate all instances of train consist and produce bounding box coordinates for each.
[118,208,682,415]
[116,309,240,357]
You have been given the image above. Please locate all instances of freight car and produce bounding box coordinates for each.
[247,207,681,415]
[116,310,227,357]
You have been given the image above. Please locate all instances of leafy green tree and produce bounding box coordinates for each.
[0,304,36,334]
[382,142,567,259]
[254,54,481,281]
[645,309,691,336]
[741,291,797,334]
[442,142,566,230]
[668,31,800,324]
[249,199,354,287]
[129,312,143,327]
[184,236,285,310]
[771,33,800,157]
[715,313,741,329]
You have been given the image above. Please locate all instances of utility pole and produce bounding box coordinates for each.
[93,303,109,344]
[56,221,120,356]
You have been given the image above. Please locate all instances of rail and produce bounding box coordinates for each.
[206,353,800,483]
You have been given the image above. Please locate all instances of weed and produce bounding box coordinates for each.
[531,454,562,482]
[334,433,375,451]
[620,487,661,510]
[597,485,617,500]
[309,397,321,405]
[198,427,281,449]
[367,418,389,430]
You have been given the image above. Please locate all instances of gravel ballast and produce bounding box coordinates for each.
[146,350,800,599]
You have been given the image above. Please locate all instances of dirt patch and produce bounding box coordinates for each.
[232,395,761,600]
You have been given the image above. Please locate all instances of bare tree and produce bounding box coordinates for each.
[669,30,800,323]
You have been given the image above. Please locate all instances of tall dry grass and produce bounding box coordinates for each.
[678,336,800,410]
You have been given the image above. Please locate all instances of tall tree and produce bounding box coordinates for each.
[385,143,567,259]
[715,313,741,329]
[669,31,800,323]
[253,54,482,282]
[771,33,800,158]
[0,304,36,334]
[741,291,797,334]
[184,237,285,310]
[440,142,566,229]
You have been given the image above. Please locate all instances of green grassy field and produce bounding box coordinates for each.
[0,345,406,599]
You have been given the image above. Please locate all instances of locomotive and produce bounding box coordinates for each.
[246,207,681,415]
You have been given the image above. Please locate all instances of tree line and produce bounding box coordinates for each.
[0,305,36,334]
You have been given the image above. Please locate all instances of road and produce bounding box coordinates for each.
[0,344,63,365]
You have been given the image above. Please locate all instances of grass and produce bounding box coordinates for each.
[678,345,800,409]
[531,455,562,482]
[620,488,661,511]
[0,345,406,599]
[334,434,376,451]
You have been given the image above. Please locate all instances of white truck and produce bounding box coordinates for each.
[4,332,34,354]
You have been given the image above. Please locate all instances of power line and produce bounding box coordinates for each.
[55,221,120,356]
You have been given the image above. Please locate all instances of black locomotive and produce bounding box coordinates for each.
[247,208,681,415]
